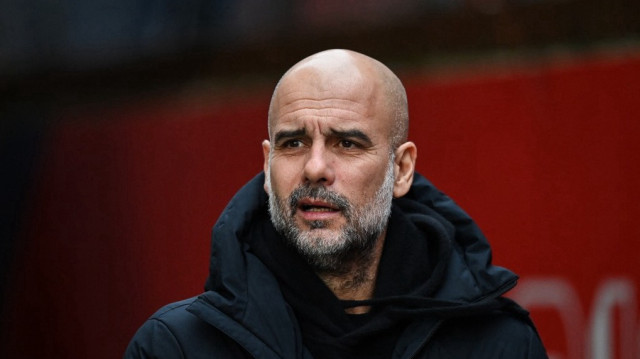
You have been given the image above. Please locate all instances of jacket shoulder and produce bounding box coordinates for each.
[124,297,249,359]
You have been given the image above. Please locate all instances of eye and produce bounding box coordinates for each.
[283,139,302,148]
[340,140,356,148]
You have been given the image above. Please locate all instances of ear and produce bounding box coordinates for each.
[393,141,417,198]
[262,140,271,194]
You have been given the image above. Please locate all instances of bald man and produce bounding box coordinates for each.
[125,50,547,358]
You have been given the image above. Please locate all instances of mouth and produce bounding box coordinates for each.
[287,187,350,224]
[298,199,340,213]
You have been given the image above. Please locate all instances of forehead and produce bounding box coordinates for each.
[270,66,392,136]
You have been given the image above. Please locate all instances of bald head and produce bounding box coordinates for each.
[268,49,409,149]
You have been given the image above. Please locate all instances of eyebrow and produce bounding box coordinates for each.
[274,128,306,144]
[273,127,373,146]
[330,129,373,146]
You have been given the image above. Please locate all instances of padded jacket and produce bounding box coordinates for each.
[124,172,547,358]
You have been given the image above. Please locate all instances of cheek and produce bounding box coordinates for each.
[269,160,301,193]
[338,161,388,197]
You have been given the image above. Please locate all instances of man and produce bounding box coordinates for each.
[125,49,547,358]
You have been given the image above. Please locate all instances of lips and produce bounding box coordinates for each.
[298,199,340,213]
[287,186,350,222]
[295,198,342,222]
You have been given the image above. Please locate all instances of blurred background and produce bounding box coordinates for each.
[1,1,639,358]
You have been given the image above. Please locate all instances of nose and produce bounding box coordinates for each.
[303,143,334,186]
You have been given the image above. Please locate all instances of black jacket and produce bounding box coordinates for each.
[124,173,547,358]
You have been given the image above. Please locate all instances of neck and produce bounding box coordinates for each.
[317,230,386,314]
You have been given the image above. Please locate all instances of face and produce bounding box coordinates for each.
[266,155,395,272]
[263,61,398,273]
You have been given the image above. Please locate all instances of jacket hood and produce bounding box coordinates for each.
[404,173,517,303]
[192,172,517,357]
[203,171,516,303]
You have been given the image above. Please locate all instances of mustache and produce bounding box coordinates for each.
[288,185,351,216]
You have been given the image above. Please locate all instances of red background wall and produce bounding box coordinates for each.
[3,52,639,358]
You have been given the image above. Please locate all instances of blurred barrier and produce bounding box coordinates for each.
[2,51,639,358]
[512,277,638,359]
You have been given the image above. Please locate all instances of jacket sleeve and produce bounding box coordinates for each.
[526,325,548,359]
[124,318,185,359]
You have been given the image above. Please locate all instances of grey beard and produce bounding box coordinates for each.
[266,158,395,276]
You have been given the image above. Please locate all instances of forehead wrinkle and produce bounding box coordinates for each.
[274,112,353,131]
[275,96,372,122]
